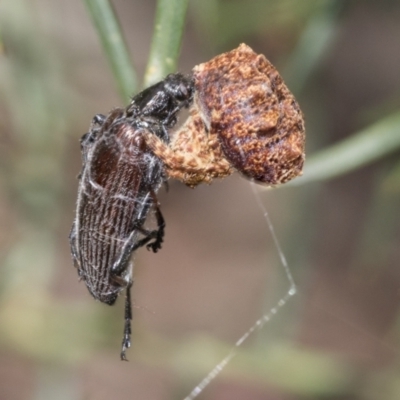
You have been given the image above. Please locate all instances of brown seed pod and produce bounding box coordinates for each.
[193,43,305,185]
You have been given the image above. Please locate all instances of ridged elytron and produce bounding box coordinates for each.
[69,73,194,360]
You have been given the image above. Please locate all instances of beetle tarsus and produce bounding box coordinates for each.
[120,281,133,361]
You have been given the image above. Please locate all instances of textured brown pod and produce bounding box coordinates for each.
[143,107,233,187]
[193,43,305,185]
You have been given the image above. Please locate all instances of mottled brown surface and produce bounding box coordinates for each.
[143,107,233,187]
[144,44,305,187]
[193,43,305,184]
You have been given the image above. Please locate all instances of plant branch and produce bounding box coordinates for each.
[283,0,346,95]
[84,0,137,101]
[144,0,190,87]
[289,112,400,186]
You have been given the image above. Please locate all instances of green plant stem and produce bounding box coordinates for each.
[290,112,400,186]
[144,0,190,87]
[84,0,137,101]
[283,0,345,95]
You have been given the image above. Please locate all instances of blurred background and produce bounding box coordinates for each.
[1,0,400,399]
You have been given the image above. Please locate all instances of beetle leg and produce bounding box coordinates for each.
[144,202,165,253]
[92,113,107,126]
[110,230,139,277]
[110,221,162,278]
[128,189,165,253]
[120,279,133,361]
[80,114,107,164]
[115,209,164,361]
[134,189,165,252]
[81,114,106,145]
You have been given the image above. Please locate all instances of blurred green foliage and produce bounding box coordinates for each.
[1,0,400,399]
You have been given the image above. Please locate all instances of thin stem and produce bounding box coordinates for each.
[144,0,190,87]
[283,0,346,95]
[84,0,137,102]
[290,112,400,186]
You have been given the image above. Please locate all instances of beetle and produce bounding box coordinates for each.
[69,73,194,360]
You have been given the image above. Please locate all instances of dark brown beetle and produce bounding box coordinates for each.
[69,73,194,360]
